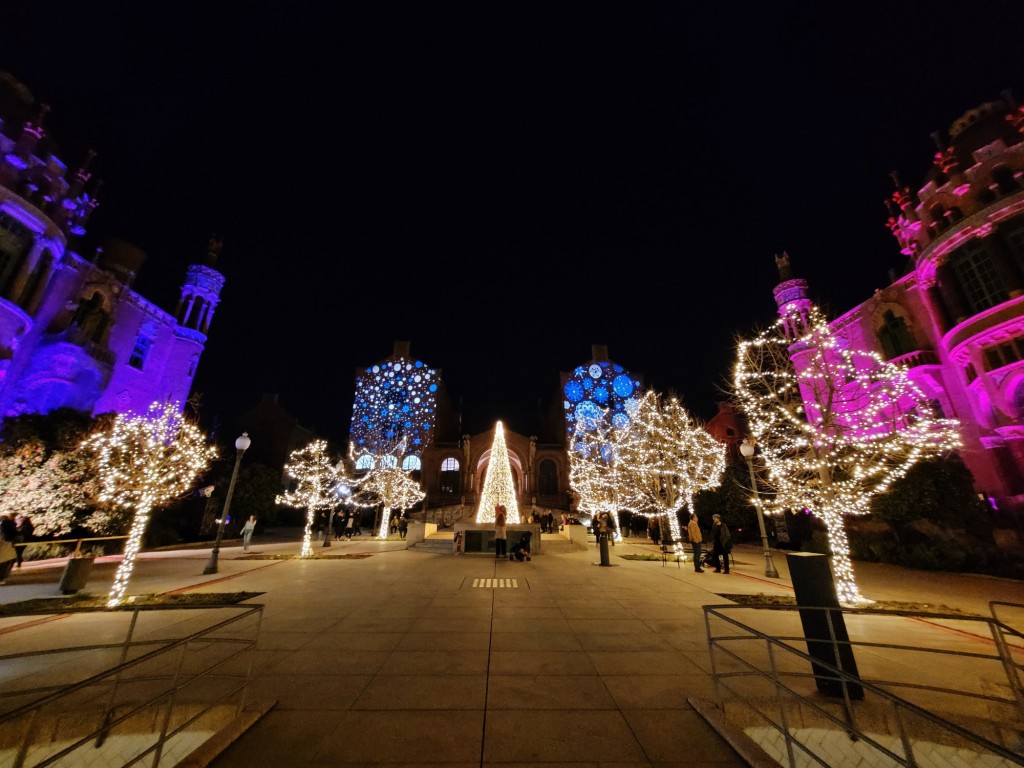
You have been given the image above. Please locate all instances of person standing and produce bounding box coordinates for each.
[494,504,507,559]
[398,514,408,540]
[711,513,731,574]
[345,512,356,540]
[0,513,18,583]
[241,515,257,552]
[687,512,705,573]
[14,515,33,568]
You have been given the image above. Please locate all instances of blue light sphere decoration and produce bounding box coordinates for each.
[350,357,438,455]
[564,360,641,438]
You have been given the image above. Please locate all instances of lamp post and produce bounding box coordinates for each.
[203,432,251,575]
[740,438,780,578]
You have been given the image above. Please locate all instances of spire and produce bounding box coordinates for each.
[775,251,793,280]
[205,237,223,267]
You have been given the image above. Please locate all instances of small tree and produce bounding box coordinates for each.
[277,439,345,556]
[82,401,217,606]
[734,302,961,604]
[617,391,726,561]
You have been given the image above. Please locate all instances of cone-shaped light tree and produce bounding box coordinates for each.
[617,390,726,561]
[81,401,217,607]
[475,421,521,523]
[734,302,962,604]
[277,439,345,556]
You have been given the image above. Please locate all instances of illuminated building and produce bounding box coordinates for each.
[781,93,1024,520]
[0,74,222,420]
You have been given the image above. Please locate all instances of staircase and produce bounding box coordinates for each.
[411,532,456,554]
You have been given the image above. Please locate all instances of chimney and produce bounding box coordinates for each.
[591,344,609,361]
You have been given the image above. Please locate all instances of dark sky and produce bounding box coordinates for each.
[3,3,1024,442]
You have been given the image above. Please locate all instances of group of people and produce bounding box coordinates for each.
[493,504,532,561]
[330,510,366,540]
[686,512,731,574]
[0,513,34,583]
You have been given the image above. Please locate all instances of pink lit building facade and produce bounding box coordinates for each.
[777,94,1024,516]
[0,75,222,420]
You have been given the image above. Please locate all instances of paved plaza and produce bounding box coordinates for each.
[1,530,1022,767]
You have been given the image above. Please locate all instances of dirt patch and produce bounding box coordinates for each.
[239,553,373,560]
[0,591,263,617]
[719,593,978,615]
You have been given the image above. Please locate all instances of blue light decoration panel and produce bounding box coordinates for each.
[350,357,438,456]
[564,360,642,437]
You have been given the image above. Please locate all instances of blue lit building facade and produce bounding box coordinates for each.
[0,74,223,421]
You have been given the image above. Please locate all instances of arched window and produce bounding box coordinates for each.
[380,455,398,469]
[440,456,460,494]
[0,212,32,297]
[877,310,916,359]
[355,454,374,471]
[538,459,558,495]
[401,455,421,471]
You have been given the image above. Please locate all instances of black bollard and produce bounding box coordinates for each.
[598,532,611,566]
[785,552,863,700]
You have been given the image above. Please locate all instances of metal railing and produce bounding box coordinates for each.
[0,601,263,767]
[703,601,1024,767]
[16,534,129,558]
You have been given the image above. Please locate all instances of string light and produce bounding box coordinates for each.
[615,391,726,562]
[734,302,962,604]
[476,422,521,523]
[80,401,217,607]
[277,440,345,557]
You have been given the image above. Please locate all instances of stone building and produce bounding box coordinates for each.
[786,92,1024,518]
[0,73,222,420]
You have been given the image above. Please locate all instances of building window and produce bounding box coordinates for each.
[128,335,153,370]
[1004,221,1024,274]
[440,456,460,494]
[538,459,558,495]
[355,454,374,471]
[401,455,421,471]
[952,239,1008,314]
[0,211,32,297]
[877,310,916,359]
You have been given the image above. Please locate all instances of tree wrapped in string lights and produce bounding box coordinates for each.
[81,401,217,607]
[733,302,962,604]
[617,390,726,561]
[277,439,345,556]
[362,465,425,538]
[567,403,645,538]
[475,421,521,524]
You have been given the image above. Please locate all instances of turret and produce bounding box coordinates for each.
[175,238,226,337]
[772,251,812,341]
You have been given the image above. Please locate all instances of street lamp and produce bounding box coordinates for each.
[739,438,780,578]
[203,432,251,575]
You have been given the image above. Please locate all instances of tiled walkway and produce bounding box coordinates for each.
[1,532,1021,767]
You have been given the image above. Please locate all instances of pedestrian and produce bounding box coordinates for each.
[389,515,399,537]
[332,511,345,540]
[711,513,731,574]
[345,512,356,540]
[494,504,507,559]
[649,517,661,545]
[240,514,257,552]
[398,514,408,540]
[687,512,705,573]
[14,514,33,568]
[0,513,17,583]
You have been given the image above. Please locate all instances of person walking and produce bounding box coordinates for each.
[398,514,408,540]
[687,512,705,573]
[494,504,507,559]
[345,512,356,540]
[240,515,257,552]
[332,511,345,540]
[711,513,731,574]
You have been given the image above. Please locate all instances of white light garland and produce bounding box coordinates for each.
[277,440,345,556]
[476,422,521,524]
[80,401,216,607]
[734,302,962,604]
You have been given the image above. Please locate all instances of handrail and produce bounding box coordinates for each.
[702,601,1024,768]
[13,534,129,557]
[0,602,263,768]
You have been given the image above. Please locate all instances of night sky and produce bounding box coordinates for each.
[3,3,1024,443]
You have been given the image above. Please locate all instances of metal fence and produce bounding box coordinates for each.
[702,600,1024,767]
[0,602,264,767]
